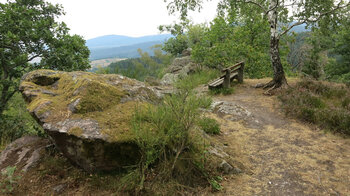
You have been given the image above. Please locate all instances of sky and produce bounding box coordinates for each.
[33,0,220,40]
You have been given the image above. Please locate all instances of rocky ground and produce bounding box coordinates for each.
[204,79,350,196]
[1,76,349,195]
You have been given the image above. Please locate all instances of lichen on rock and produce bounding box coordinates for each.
[19,69,162,172]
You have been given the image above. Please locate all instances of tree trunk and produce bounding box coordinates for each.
[0,83,10,116]
[266,36,287,89]
[262,0,287,90]
[0,63,13,116]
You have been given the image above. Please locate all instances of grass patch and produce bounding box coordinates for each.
[176,68,220,91]
[279,79,350,135]
[198,117,221,135]
[123,89,218,194]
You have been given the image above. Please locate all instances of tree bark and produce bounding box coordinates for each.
[266,36,287,89]
[0,86,9,115]
[0,63,13,116]
[261,0,287,90]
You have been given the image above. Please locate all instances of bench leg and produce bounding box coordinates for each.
[223,70,230,88]
[238,63,244,83]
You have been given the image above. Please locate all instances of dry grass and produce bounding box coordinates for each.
[205,78,350,195]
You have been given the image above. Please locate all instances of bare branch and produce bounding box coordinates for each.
[27,54,41,62]
[279,20,306,37]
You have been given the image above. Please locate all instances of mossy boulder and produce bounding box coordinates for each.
[19,70,162,172]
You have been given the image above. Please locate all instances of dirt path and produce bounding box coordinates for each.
[206,79,350,196]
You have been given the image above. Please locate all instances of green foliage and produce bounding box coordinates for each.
[0,93,44,148]
[299,28,335,80]
[40,34,90,71]
[123,79,217,193]
[198,117,220,135]
[325,17,350,84]
[209,178,223,191]
[0,166,21,193]
[190,13,275,78]
[101,46,173,81]
[175,68,220,91]
[193,10,297,79]
[0,0,90,116]
[279,79,350,135]
[161,21,207,56]
[162,35,188,56]
[164,0,349,83]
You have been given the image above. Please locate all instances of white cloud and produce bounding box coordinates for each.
[43,0,219,39]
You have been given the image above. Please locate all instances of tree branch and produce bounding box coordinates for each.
[278,20,306,38]
[307,1,350,23]
[27,54,41,62]
[265,1,279,16]
[235,0,267,12]
[278,1,350,38]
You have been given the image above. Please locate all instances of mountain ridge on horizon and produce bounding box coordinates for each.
[86,34,173,60]
[86,34,173,49]
[86,24,308,60]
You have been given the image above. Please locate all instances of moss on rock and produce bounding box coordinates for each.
[20,70,161,141]
[19,69,162,172]
[68,127,84,136]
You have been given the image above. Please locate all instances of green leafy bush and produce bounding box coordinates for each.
[0,93,44,148]
[198,117,220,135]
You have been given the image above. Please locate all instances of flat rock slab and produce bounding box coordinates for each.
[19,70,162,172]
[0,136,51,172]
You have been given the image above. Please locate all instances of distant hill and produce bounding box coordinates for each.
[87,34,172,60]
[290,23,310,33]
[89,41,165,60]
[86,34,172,49]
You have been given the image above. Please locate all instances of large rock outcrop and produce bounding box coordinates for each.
[160,56,198,85]
[19,70,162,172]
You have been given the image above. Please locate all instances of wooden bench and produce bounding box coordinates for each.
[208,62,244,89]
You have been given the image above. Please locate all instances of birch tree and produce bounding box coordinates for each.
[164,0,350,92]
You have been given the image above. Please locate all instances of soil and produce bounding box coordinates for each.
[204,79,350,196]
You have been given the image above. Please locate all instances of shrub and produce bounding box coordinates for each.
[124,88,216,193]
[342,97,350,110]
[279,79,350,135]
[321,109,350,135]
[198,117,220,135]
[175,69,220,91]
[0,93,44,148]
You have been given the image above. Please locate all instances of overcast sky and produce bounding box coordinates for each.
[23,0,220,40]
